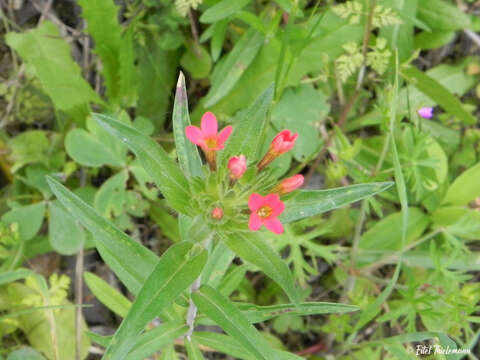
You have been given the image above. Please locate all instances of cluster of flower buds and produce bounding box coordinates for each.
[186,112,304,234]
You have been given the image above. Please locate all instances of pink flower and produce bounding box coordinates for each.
[258,130,298,170]
[273,174,304,195]
[211,207,223,220]
[248,193,285,234]
[185,112,233,151]
[271,130,298,155]
[228,155,247,180]
[418,107,433,119]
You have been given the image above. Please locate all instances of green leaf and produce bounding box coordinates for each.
[418,0,471,31]
[103,242,207,359]
[172,72,203,178]
[78,0,135,103]
[204,29,264,107]
[8,131,50,173]
[180,42,212,79]
[236,302,359,323]
[192,285,278,360]
[84,272,131,318]
[219,85,273,164]
[0,268,33,286]
[280,182,393,223]
[94,170,129,219]
[358,208,430,252]
[7,347,45,360]
[432,207,480,240]
[443,162,480,206]
[193,332,304,360]
[49,200,85,255]
[201,241,235,288]
[5,21,101,112]
[185,338,205,359]
[65,129,125,167]
[272,84,330,161]
[46,176,158,295]
[200,0,251,23]
[220,231,300,304]
[137,39,178,128]
[2,202,46,241]
[93,113,192,215]
[126,321,188,360]
[415,30,456,50]
[401,65,476,125]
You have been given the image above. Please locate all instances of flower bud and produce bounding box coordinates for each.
[273,174,304,195]
[257,130,298,171]
[418,107,433,119]
[227,155,247,180]
[211,207,223,220]
[271,130,298,155]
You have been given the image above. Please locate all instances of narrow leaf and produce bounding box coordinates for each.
[103,242,207,359]
[220,231,300,304]
[192,285,278,360]
[84,272,131,318]
[236,302,359,323]
[401,65,476,125]
[200,0,251,23]
[46,176,158,295]
[281,182,394,223]
[204,29,264,106]
[219,85,274,164]
[185,338,205,360]
[93,113,192,214]
[172,72,203,178]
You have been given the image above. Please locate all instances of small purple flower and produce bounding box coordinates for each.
[418,107,434,119]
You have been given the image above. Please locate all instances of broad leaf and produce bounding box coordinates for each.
[443,162,480,206]
[93,113,192,214]
[2,202,46,241]
[47,177,158,295]
[103,242,207,359]
[280,182,394,223]
[192,285,278,360]
[5,21,101,112]
[49,200,86,255]
[220,231,300,304]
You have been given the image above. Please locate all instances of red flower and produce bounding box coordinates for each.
[228,155,247,180]
[258,130,298,170]
[185,112,233,151]
[248,193,285,234]
[273,174,304,195]
[271,130,298,155]
[185,112,233,170]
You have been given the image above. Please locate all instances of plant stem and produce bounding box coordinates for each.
[75,248,84,360]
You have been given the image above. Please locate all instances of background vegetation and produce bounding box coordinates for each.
[0,0,480,359]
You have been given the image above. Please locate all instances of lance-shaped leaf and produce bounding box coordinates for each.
[236,302,359,323]
[193,332,304,360]
[185,338,206,360]
[219,85,274,165]
[192,285,278,360]
[220,231,300,304]
[203,28,264,106]
[280,182,393,223]
[173,72,203,178]
[93,113,192,215]
[88,321,188,360]
[47,177,157,295]
[103,242,207,359]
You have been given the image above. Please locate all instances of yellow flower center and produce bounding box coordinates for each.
[257,206,272,219]
[205,137,218,149]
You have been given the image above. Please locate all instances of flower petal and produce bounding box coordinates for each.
[248,213,262,231]
[248,193,264,211]
[264,193,285,217]
[185,125,205,146]
[264,217,284,234]
[218,125,233,145]
[201,112,218,137]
